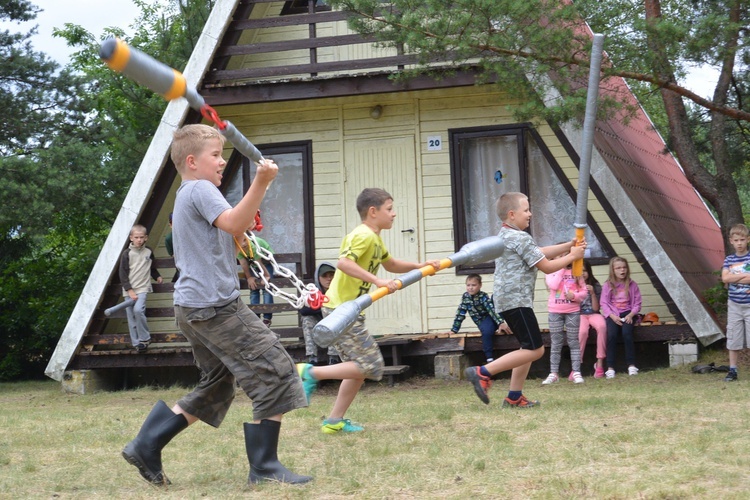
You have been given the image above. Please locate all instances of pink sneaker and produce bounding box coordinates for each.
[594,365,605,379]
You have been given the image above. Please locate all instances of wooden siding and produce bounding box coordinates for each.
[204,83,674,336]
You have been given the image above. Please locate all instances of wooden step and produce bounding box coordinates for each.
[382,364,410,386]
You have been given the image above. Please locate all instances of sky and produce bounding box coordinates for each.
[6,0,720,98]
[4,0,145,66]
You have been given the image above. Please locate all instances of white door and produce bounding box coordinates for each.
[343,135,422,334]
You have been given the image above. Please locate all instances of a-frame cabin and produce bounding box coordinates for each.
[46,0,725,388]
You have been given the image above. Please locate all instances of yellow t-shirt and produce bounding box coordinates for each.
[324,224,391,309]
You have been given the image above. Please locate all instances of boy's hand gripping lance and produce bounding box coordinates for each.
[572,33,605,277]
[98,37,264,163]
[312,236,505,348]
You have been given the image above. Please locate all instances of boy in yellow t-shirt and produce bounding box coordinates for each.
[297,188,439,434]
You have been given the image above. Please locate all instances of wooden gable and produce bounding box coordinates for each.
[46,0,723,383]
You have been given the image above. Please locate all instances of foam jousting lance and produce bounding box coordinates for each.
[99,37,263,162]
[312,236,505,348]
[572,33,605,277]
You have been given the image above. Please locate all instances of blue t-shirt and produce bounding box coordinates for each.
[724,253,750,305]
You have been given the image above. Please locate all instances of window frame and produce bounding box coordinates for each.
[221,140,315,279]
[449,124,613,275]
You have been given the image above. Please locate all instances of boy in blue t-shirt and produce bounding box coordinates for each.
[722,223,750,382]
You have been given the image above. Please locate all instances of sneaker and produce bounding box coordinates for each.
[135,343,148,353]
[724,370,738,382]
[571,371,584,384]
[464,366,492,404]
[296,363,318,403]
[328,355,341,365]
[605,369,616,379]
[141,338,151,347]
[628,366,639,376]
[262,319,272,327]
[541,373,559,385]
[594,365,605,379]
[321,418,364,434]
[502,395,539,408]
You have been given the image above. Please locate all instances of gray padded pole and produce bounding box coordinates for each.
[100,37,263,162]
[313,236,505,347]
[574,33,605,228]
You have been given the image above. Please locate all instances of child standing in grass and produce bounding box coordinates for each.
[600,256,642,378]
[721,223,750,382]
[579,260,607,378]
[296,188,439,433]
[122,124,311,486]
[542,251,586,385]
[450,274,511,363]
[464,192,586,408]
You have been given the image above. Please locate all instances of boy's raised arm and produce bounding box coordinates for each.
[535,245,586,274]
[214,159,278,235]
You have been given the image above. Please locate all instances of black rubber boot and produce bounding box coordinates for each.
[122,400,188,486]
[244,420,313,485]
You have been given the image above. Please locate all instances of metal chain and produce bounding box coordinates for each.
[244,232,325,310]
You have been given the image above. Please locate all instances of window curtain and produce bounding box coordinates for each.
[462,135,521,241]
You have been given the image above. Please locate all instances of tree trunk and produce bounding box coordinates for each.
[645,0,744,252]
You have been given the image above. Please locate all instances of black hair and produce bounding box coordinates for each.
[582,259,599,286]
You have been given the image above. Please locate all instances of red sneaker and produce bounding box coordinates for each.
[502,394,539,408]
[464,366,492,404]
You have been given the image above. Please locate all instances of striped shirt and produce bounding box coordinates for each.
[724,253,750,305]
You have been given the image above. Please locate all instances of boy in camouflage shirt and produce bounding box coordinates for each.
[464,192,586,408]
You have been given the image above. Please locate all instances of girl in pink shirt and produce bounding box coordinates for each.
[542,253,587,385]
[600,256,642,378]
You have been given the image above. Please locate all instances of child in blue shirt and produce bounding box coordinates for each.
[722,223,750,382]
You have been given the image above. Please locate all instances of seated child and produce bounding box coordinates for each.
[579,259,607,378]
[300,262,340,365]
[450,273,511,362]
[237,234,275,326]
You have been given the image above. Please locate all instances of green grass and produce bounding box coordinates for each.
[1,363,749,499]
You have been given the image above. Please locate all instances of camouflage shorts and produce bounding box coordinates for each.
[175,297,307,426]
[322,307,384,380]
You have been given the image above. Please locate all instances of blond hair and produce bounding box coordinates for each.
[729,223,749,238]
[606,256,631,296]
[495,192,527,221]
[170,124,225,171]
[130,224,147,236]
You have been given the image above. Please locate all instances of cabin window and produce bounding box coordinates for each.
[224,141,315,278]
[450,125,608,273]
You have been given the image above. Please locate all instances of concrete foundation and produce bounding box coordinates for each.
[668,342,699,367]
[434,353,467,380]
[61,369,120,395]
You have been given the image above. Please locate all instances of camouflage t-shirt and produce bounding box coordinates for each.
[493,226,545,312]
